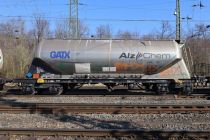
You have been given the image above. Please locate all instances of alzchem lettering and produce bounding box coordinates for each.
[119,52,170,60]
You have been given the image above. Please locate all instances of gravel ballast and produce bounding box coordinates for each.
[1,96,210,105]
[0,113,210,130]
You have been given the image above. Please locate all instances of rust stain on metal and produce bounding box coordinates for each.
[146,65,158,74]
[115,62,145,72]
[159,65,179,77]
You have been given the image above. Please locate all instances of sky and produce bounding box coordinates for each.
[0,0,209,36]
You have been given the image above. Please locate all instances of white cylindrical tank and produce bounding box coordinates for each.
[0,49,3,70]
[34,39,183,75]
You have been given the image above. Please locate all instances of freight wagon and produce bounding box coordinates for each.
[12,39,195,95]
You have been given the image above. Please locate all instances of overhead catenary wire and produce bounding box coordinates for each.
[0,14,210,23]
[0,0,209,20]
[0,0,209,38]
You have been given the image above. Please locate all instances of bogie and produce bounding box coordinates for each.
[49,85,64,95]
[22,86,37,95]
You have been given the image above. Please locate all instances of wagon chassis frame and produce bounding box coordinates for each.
[12,77,194,95]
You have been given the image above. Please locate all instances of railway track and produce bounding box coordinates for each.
[1,92,209,100]
[0,102,210,114]
[0,128,209,140]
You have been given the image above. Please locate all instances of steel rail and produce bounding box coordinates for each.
[0,102,210,114]
[0,94,209,100]
[0,129,209,139]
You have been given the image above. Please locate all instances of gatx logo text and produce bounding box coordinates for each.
[50,51,70,59]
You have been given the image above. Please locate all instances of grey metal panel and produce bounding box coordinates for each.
[75,63,91,73]
[35,39,186,78]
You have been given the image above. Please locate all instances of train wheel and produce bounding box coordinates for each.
[0,84,3,91]
[183,85,192,96]
[107,86,113,92]
[104,84,116,93]
[183,81,193,96]
[49,85,64,95]
[69,84,77,89]
[62,84,69,94]
[128,84,135,90]
[157,84,169,95]
[22,86,37,95]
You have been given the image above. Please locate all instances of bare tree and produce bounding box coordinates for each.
[184,24,210,76]
[96,24,112,39]
[0,19,20,37]
[78,21,89,39]
[194,24,210,39]
[142,33,156,40]
[116,30,140,39]
[55,20,89,39]
[156,21,175,39]
[55,19,69,39]
[0,19,33,78]
[15,18,25,36]
[33,14,50,43]
[117,30,132,39]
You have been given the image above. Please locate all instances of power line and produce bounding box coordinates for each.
[0,15,210,23]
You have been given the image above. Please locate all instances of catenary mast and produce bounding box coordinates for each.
[69,0,79,39]
[175,0,181,42]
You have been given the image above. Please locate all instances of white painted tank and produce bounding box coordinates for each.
[0,49,3,70]
[29,39,191,80]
